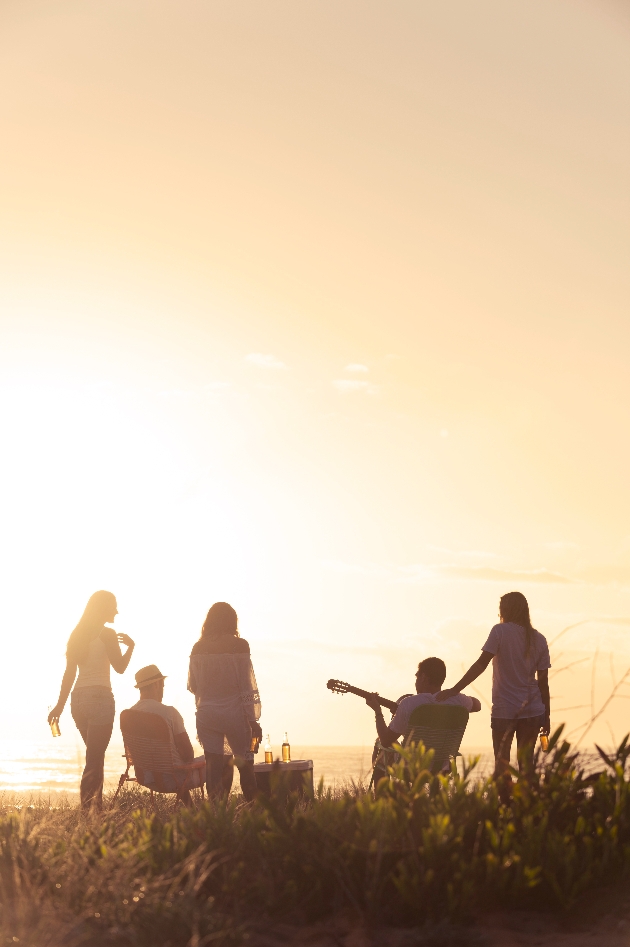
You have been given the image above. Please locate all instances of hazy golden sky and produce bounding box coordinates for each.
[1,0,629,749]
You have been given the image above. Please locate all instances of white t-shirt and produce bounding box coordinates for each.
[390,692,474,735]
[482,621,551,719]
[130,699,186,741]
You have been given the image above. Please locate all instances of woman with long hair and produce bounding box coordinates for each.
[188,602,262,802]
[436,591,550,799]
[48,591,135,810]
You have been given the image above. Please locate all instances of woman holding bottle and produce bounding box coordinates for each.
[436,591,550,800]
[48,590,135,810]
[188,602,262,802]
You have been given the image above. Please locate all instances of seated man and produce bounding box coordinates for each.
[365,656,481,752]
[129,664,205,805]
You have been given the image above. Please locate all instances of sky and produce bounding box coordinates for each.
[0,0,629,753]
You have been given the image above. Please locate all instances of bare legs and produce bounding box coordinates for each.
[204,752,257,802]
[492,716,542,804]
[75,721,114,811]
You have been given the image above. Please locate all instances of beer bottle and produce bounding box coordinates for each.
[540,731,549,752]
[264,735,273,764]
[50,719,61,738]
[282,732,291,763]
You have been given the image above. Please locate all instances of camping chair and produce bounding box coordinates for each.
[112,709,206,807]
[369,703,469,789]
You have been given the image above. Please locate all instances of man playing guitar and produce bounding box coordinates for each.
[364,656,481,748]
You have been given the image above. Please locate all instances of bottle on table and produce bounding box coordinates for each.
[264,735,273,764]
[282,732,291,763]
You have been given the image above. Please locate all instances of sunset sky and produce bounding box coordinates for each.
[1,0,629,752]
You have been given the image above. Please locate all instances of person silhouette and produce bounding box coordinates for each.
[188,602,262,802]
[48,590,135,811]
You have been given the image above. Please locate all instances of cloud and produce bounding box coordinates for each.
[332,379,378,394]
[322,559,574,585]
[431,566,575,584]
[344,363,369,373]
[245,353,287,370]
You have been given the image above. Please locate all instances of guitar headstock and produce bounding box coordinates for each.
[327,679,350,695]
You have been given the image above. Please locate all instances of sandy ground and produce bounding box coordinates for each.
[246,905,630,946]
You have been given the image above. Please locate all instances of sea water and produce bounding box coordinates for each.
[0,739,496,800]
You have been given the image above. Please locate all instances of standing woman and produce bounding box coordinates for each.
[188,602,262,802]
[48,590,135,810]
[436,591,550,799]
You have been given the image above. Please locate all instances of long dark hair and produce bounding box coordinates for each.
[499,591,537,656]
[201,602,239,639]
[66,590,117,664]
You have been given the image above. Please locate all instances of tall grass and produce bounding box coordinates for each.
[1,728,630,946]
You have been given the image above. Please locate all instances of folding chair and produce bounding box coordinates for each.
[112,709,206,807]
[369,702,470,788]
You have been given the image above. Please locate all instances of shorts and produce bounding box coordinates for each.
[491,714,546,733]
[196,705,254,761]
[71,686,115,730]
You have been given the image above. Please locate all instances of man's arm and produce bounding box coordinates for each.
[537,669,550,734]
[174,730,195,763]
[435,651,493,702]
[365,693,401,748]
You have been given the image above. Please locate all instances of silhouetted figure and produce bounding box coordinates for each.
[48,590,135,811]
[366,656,481,746]
[128,664,205,806]
[188,602,262,802]
[436,591,550,801]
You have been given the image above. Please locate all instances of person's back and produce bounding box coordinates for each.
[484,621,549,719]
[130,696,189,764]
[189,634,253,706]
[75,634,112,689]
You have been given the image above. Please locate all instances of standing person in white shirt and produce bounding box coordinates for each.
[364,657,481,748]
[436,591,551,799]
[47,590,135,811]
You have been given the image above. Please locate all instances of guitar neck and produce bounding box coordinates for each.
[344,685,399,714]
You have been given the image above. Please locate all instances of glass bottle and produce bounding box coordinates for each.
[282,732,291,763]
[540,731,549,752]
[250,733,260,754]
[48,707,61,738]
[264,735,273,765]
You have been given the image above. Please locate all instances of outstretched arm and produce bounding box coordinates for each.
[435,651,493,702]
[48,658,78,724]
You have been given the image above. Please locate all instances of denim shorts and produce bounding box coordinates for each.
[71,686,115,730]
[196,705,253,760]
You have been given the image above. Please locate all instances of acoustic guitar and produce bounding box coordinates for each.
[326,679,399,714]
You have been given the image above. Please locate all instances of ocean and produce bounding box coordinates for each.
[0,739,496,800]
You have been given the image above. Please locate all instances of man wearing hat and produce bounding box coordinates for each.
[129,664,204,803]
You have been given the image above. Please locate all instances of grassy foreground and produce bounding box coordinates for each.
[1,729,629,946]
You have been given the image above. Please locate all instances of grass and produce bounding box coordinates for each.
[1,727,630,946]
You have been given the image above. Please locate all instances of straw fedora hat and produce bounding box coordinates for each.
[134,664,167,689]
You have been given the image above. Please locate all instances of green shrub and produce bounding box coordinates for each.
[1,728,630,945]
